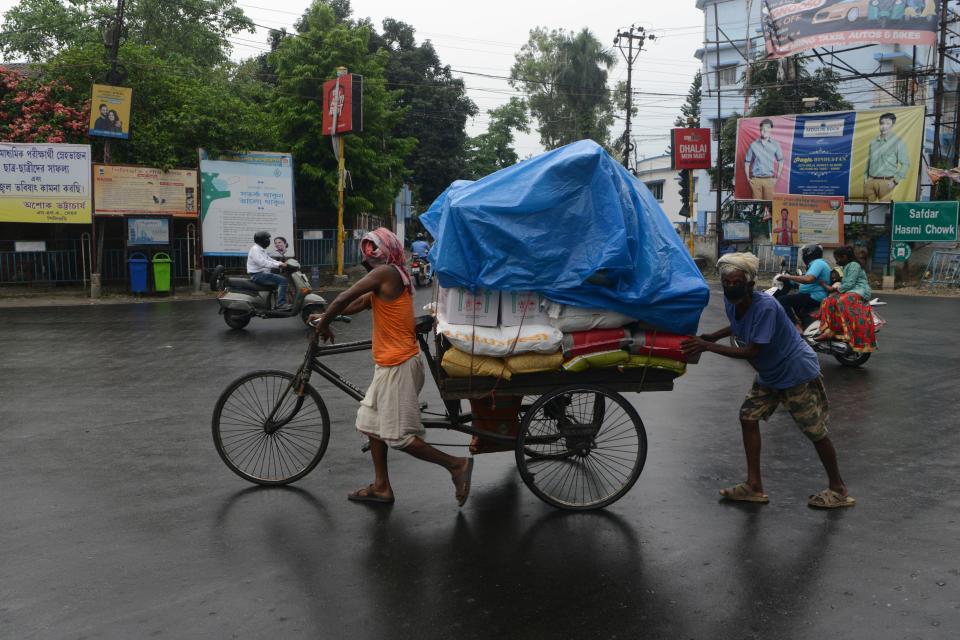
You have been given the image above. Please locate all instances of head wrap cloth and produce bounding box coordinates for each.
[360,228,413,293]
[717,252,759,282]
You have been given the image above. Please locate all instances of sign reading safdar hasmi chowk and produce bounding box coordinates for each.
[891,201,959,242]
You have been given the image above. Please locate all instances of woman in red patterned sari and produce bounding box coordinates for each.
[814,246,876,353]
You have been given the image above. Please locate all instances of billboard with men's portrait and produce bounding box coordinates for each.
[734,106,924,203]
[761,0,939,59]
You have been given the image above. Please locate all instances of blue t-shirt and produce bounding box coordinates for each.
[725,291,821,389]
[799,258,831,302]
[411,240,430,256]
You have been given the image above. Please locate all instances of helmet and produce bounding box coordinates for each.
[254,231,270,248]
[416,232,426,240]
[801,243,823,265]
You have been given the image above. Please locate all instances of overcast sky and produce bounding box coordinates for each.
[0,0,706,159]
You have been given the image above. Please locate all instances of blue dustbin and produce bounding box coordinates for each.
[128,252,149,293]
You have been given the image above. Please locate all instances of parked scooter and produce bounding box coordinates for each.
[212,259,329,329]
[410,252,432,287]
[732,259,885,367]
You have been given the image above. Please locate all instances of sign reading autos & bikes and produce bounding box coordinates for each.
[671,128,712,169]
[761,0,940,59]
[0,143,91,224]
[891,201,959,242]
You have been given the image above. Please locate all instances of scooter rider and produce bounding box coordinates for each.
[247,231,290,310]
[410,232,430,258]
[777,243,832,330]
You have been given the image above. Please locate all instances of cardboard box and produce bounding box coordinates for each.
[500,291,548,326]
[438,287,500,327]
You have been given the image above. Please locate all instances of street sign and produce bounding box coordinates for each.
[891,241,912,262]
[891,201,959,242]
[670,128,712,170]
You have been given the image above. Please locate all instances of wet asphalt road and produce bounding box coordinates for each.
[1,287,958,639]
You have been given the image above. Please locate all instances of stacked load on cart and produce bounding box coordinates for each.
[421,139,710,384]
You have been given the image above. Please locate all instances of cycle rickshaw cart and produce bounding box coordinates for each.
[212,314,684,510]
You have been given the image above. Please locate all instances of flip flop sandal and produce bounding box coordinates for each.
[348,485,394,504]
[453,458,474,507]
[808,489,855,509]
[719,482,769,504]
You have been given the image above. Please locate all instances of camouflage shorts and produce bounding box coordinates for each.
[740,376,829,442]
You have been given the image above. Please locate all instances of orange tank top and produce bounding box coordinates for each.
[371,289,419,366]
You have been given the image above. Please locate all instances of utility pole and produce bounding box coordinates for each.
[714,3,723,261]
[615,25,654,171]
[91,0,126,299]
[932,0,949,169]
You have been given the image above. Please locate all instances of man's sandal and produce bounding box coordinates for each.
[719,482,769,504]
[808,489,855,509]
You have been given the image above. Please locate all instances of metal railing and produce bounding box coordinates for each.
[1,229,369,285]
[920,251,960,288]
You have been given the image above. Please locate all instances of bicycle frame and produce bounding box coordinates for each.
[293,329,518,443]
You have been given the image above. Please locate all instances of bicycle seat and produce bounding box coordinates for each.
[415,314,435,335]
[226,277,274,292]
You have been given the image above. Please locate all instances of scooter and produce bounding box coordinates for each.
[212,259,329,330]
[741,260,886,367]
[410,252,432,287]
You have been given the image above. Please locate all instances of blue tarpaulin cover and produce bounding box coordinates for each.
[420,140,710,335]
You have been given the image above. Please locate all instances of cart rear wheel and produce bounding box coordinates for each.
[212,370,330,485]
[515,385,646,510]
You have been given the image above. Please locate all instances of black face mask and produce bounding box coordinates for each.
[723,284,748,303]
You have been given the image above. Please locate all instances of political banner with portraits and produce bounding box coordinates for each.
[199,149,295,257]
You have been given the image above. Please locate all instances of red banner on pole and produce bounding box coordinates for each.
[322,75,353,135]
[671,128,712,170]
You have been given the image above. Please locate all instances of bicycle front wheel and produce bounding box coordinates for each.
[212,370,330,485]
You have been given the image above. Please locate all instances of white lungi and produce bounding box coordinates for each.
[355,355,425,449]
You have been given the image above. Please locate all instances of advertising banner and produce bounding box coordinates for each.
[761,0,940,59]
[735,106,924,202]
[0,143,92,224]
[89,84,133,139]
[94,165,197,217]
[771,194,845,247]
[670,128,712,169]
[891,201,959,242]
[322,73,363,135]
[199,150,295,257]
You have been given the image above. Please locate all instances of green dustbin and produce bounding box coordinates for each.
[152,252,173,293]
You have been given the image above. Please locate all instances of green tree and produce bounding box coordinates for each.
[371,18,477,205]
[269,1,414,219]
[45,42,276,168]
[0,0,253,65]
[464,97,529,179]
[510,27,615,150]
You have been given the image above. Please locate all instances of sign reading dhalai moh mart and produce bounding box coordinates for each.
[735,106,924,202]
[0,143,91,224]
[891,201,959,242]
[199,149,296,257]
[761,0,940,59]
[94,165,197,217]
